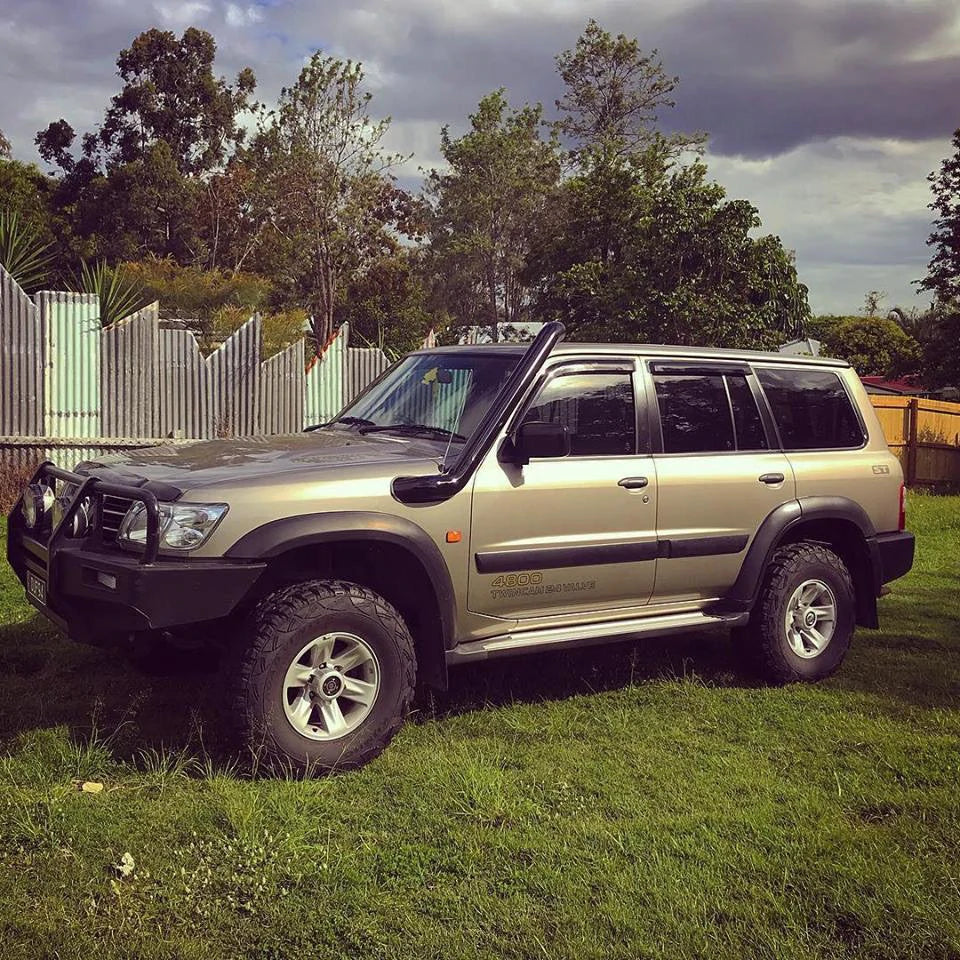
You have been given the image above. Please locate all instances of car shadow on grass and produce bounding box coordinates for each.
[2,608,955,773]
[0,613,237,768]
[0,614,748,768]
[428,627,749,721]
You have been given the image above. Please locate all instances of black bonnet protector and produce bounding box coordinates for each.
[75,461,184,502]
[391,320,566,505]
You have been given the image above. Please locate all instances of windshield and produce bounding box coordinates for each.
[331,351,521,442]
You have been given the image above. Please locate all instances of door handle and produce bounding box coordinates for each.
[618,477,649,490]
[759,473,785,485]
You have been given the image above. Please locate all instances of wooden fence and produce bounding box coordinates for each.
[870,396,960,486]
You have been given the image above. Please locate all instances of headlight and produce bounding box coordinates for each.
[21,484,54,529]
[118,501,228,551]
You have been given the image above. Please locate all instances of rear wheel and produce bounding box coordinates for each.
[236,580,416,775]
[740,542,856,684]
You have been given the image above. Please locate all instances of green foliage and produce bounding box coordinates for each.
[528,149,810,347]
[334,250,433,354]
[554,19,704,158]
[120,256,272,320]
[818,315,921,377]
[0,160,58,250]
[916,129,960,388]
[210,304,308,359]
[804,314,844,341]
[0,209,55,292]
[35,28,256,269]
[424,90,561,341]
[73,141,203,264]
[73,260,152,328]
[421,20,801,349]
[913,301,960,390]
[37,28,255,179]
[920,128,960,305]
[245,53,413,352]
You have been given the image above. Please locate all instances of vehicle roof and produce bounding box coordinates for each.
[411,342,848,368]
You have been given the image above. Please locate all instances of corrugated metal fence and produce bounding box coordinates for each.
[0,266,392,472]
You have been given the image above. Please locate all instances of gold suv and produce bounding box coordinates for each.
[7,322,915,774]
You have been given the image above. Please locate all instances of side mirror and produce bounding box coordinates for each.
[508,420,570,465]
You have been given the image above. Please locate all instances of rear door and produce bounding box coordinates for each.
[751,366,901,531]
[647,361,796,603]
[467,358,659,621]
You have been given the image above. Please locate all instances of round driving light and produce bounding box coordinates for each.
[21,484,54,530]
[68,496,95,537]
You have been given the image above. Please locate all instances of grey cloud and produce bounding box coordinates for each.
[3,0,957,164]
[655,0,960,156]
[260,0,960,158]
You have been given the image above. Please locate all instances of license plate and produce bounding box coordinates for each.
[27,572,47,606]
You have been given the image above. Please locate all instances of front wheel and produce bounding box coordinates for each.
[236,580,416,775]
[739,542,856,684]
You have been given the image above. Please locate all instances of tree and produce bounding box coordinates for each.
[521,21,804,346]
[424,90,561,341]
[554,20,704,158]
[35,28,256,267]
[245,53,412,352]
[0,128,10,159]
[527,148,809,347]
[334,249,433,354]
[0,159,59,254]
[818,315,921,377]
[37,28,255,179]
[907,302,960,390]
[863,289,887,317]
[72,141,201,263]
[920,128,960,305]
[916,128,960,388]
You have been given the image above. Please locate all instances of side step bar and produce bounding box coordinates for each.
[446,609,749,664]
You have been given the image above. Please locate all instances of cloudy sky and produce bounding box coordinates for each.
[1,0,957,315]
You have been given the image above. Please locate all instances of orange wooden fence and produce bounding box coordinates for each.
[870,396,960,486]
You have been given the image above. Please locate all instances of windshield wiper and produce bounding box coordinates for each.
[320,416,376,430]
[359,423,466,442]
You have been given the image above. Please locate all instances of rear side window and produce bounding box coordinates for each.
[655,375,733,453]
[756,368,865,450]
[653,372,768,453]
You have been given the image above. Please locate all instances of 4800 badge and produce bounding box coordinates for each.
[489,572,597,600]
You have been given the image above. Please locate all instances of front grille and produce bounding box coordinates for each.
[100,495,134,541]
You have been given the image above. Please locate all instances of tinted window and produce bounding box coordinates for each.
[523,372,635,456]
[654,375,734,453]
[757,368,864,449]
[726,375,768,450]
[654,373,770,453]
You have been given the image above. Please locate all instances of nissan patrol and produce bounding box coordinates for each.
[6,322,915,773]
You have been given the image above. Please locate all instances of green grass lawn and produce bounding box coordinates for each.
[1,499,958,960]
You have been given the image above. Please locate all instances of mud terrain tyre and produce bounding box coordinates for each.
[236,580,416,775]
[741,542,856,685]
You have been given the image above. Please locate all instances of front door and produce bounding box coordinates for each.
[468,360,658,621]
[646,361,796,603]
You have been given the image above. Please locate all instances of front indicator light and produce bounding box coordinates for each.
[118,502,228,552]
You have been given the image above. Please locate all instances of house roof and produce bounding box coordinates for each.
[860,375,926,395]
